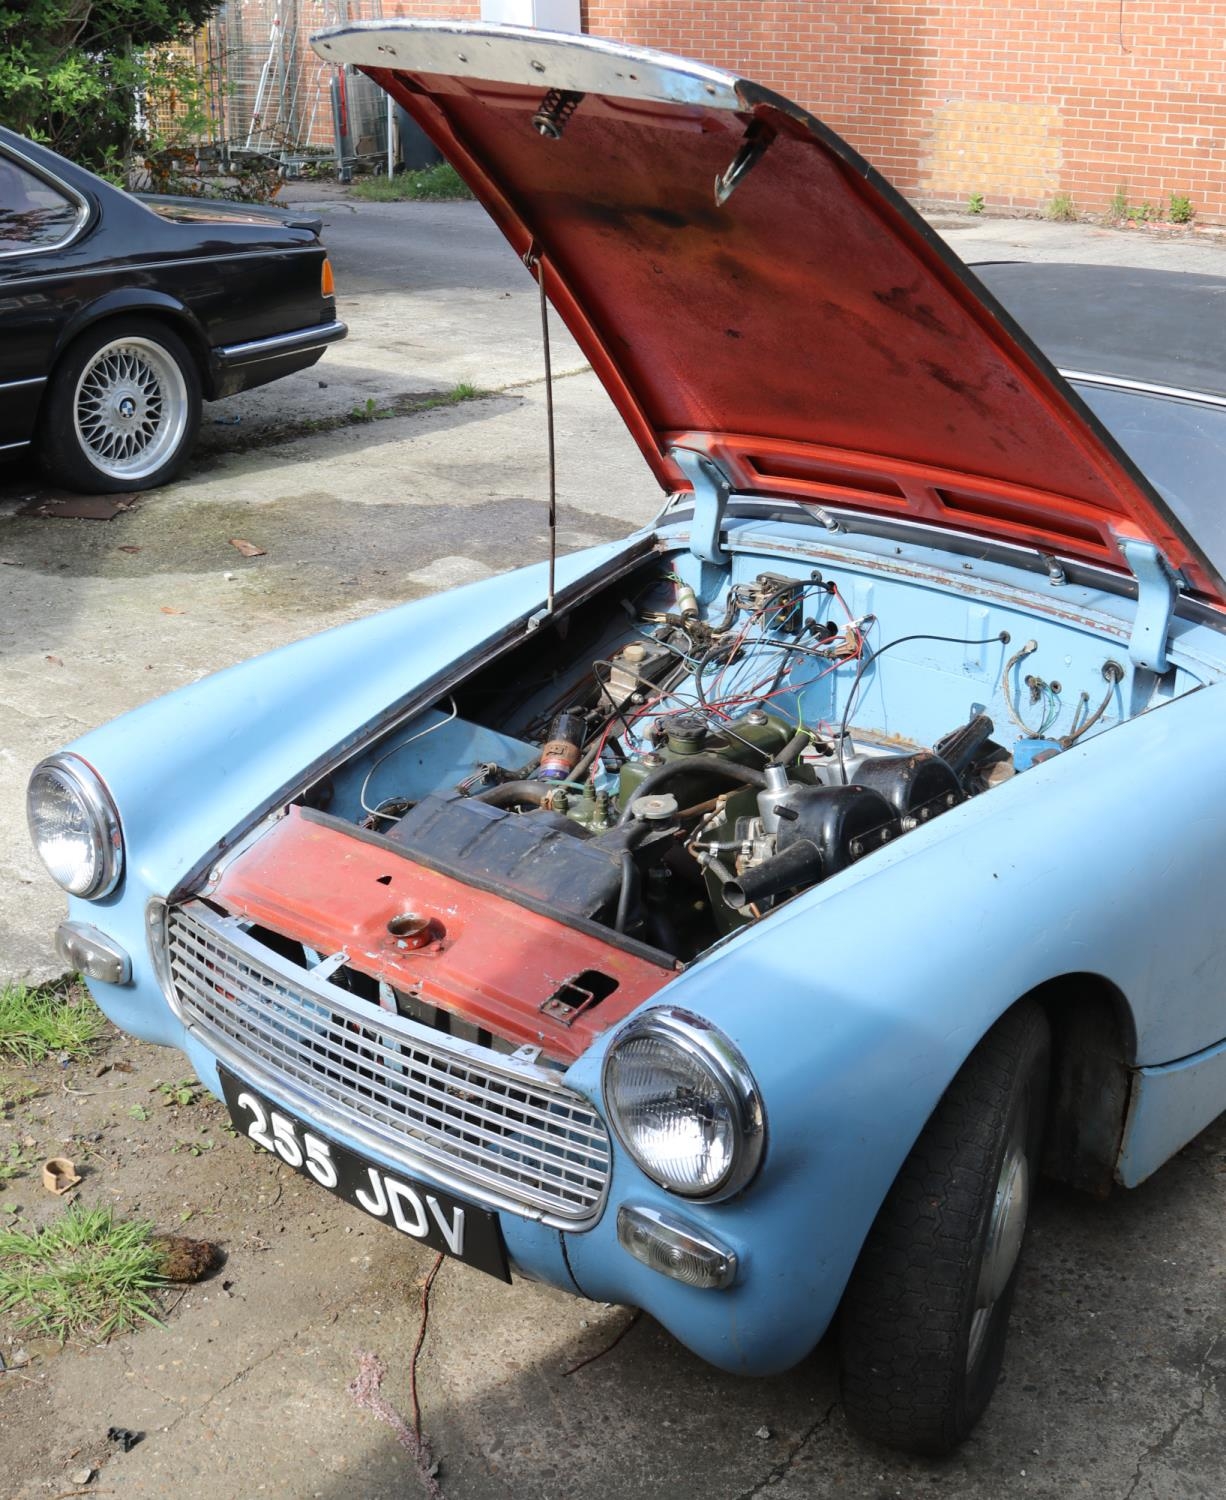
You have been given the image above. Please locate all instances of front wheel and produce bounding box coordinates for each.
[39,319,201,493]
[839,1000,1050,1455]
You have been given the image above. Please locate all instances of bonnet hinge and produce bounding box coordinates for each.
[670,446,732,566]
[1118,538,1180,675]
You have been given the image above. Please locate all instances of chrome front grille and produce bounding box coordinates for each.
[165,903,611,1226]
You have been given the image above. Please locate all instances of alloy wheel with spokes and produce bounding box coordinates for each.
[73,336,189,482]
[39,318,201,494]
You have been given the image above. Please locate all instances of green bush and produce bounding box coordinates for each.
[0,1,219,174]
[0,1205,164,1341]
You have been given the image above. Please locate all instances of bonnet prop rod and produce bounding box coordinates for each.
[524,245,557,617]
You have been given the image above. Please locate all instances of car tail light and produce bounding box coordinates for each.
[321,258,335,297]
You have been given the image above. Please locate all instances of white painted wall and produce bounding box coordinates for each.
[479,0,582,33]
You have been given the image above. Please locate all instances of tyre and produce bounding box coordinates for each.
[39,319,202,493]
[839,1000,1050,1455]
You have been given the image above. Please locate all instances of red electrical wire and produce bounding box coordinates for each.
[410,1253,444,1441]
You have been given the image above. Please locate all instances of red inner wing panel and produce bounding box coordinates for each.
[212,806,675,1063]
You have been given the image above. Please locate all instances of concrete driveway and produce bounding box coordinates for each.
[1,197,1224,1499]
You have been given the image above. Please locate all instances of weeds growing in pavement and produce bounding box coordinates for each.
[1169,192,1194,224]
[0,1205,166,1341]
[0,981,103,1065]
[349,163,472,202]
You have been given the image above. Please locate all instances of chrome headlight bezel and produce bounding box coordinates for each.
[27,753,124,900]
[602,1008,766,1202]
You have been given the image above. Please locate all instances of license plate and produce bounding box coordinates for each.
[219,1066,510,1282]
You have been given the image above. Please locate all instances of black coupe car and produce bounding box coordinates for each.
[0,128,346,492]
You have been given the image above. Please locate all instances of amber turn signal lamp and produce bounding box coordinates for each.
[321,258,335,297]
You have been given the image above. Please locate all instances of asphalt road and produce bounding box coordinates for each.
[2,197,1225,1499]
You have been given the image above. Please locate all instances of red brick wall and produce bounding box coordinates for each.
[269,2,1224,222]
[580,1,1225,224]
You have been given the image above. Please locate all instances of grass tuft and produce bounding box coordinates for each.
[348,382,485,425]
[0,1204,165,1341]
[1045,191,1077,222]
[349,162,472,202]
[0,981,104,1065]
[420,380,481,409]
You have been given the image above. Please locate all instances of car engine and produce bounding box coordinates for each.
[365,571,1003,961]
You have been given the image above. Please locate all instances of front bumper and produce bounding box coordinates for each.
[74,893,848,1377]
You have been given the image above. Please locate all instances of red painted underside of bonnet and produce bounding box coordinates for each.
[362,63,1221,601]
[212,807,675,1063]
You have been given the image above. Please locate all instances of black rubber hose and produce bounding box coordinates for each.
[617,754,769,825]
[932,713,994,777]
[474,780,553,809]
[723,839,824,909]
[709,598,739,635]
[614,850,639,933]
[770,728,810,767]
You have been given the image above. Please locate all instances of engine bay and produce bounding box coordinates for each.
[201,544,1207,1060]
[282,553,1164,956]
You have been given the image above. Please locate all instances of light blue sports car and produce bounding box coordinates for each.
[28,21,1226,1453]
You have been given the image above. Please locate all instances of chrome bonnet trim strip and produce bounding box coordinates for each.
[312,20,742,112]
[1061,368,1226,411]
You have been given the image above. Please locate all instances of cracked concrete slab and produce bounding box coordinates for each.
[3,1036,1224,1500]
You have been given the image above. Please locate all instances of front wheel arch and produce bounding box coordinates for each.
[1029,972,1135,1197]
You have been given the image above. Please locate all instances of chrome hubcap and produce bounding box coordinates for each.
[73,336,188,481]
[967,1123,1029,1371]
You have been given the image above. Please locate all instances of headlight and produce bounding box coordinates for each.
[27,754,123,899]
[603,1009,765,1200]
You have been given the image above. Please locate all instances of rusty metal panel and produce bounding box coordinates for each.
[213,806,673,1061]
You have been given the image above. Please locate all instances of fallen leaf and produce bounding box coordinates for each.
[229,538,266,558]
[160,605,184,615]
[118,544,142,554]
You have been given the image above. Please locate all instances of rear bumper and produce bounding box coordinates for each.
[209,318,348,397]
